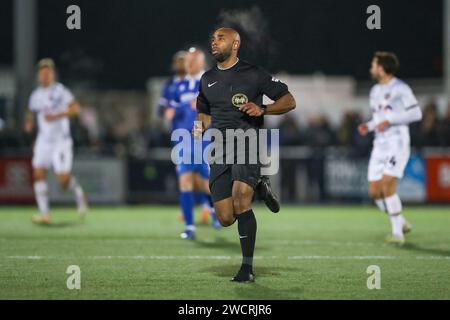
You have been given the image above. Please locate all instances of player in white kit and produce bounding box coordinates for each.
[24,58,87,224]
[358,52,422,245]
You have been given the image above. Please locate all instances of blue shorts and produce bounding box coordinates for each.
[176,163,210,179]
[173,136,210,179]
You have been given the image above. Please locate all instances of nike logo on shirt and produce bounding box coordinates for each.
[208,81,218,88]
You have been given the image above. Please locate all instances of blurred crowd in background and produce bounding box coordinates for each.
[0,1,446,159]
[1,98,449,157]
[277,101,450,152]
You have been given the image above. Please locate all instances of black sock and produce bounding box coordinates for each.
[237,209,257,268]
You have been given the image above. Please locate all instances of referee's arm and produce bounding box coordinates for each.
[259,70,296,115]
[239,92,295,117]
[264,92,296,115]
[241,69,296,117]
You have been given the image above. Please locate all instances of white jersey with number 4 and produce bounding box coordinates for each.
[367,77,422,181]
[29,82,75,173]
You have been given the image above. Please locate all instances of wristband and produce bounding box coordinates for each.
[261,104,267,116]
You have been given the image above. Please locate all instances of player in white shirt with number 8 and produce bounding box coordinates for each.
[358,52,422,245]
[24,58,88,224]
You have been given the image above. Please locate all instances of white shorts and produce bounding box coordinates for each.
[368,137,410,182]
[32,139,73,174]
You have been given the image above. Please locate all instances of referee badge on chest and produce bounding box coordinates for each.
[231,93,248,107]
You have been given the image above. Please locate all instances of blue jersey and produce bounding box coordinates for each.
[168,75,201,132]
[158,76,184,117]
[169,73,209,177]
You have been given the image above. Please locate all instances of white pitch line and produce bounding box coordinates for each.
[6,255,43,260]
[288,255,396,260]
[2,238,448,251]
[0,239,382,247]
[415,256,450,260]
[3,255,450,261]
[90,255,235,260]
[272,240,380,247]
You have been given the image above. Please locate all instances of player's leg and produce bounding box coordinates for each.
[202,179,221,229]
[367,148,386,213]
[213,197,236,226]
[208,164,235,226]
[178,170,196,239]
[381,175,411,244]
[381,175,403,241]
[196,164,221,229]
[382,144,411,244]
[252,131,280,213]
[231,180,256,282]
[230,164,260,282]
[254,176,280,213]
[55,172,87,215]
[53,143,87,216]
[56,173,71,190]
[31,142,52,224]
[32,167,51,224]
[368,180,385,212]
[209,164,256,281]
[193,172,211,225]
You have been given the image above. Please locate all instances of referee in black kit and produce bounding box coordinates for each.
[194,27,296,282]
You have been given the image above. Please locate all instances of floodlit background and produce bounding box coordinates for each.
[0,0,449,301]
[0,0,449,205]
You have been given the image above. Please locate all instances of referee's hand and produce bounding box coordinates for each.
[239,102,264,117]
[192,121,205,138]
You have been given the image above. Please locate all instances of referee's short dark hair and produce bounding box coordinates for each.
[374,51,399,75]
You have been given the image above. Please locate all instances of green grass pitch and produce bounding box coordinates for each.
[0,205,449,300]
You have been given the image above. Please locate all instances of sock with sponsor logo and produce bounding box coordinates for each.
[237,209,257,268]
[34,180,49,215]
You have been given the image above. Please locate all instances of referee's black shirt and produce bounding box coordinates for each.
[196,59,290,131]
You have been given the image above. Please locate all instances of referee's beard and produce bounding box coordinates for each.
[213,47,233,63]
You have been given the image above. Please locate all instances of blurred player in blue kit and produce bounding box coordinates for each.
[159,49,221,240]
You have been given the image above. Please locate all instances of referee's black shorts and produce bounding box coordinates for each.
[209,163,260,203]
